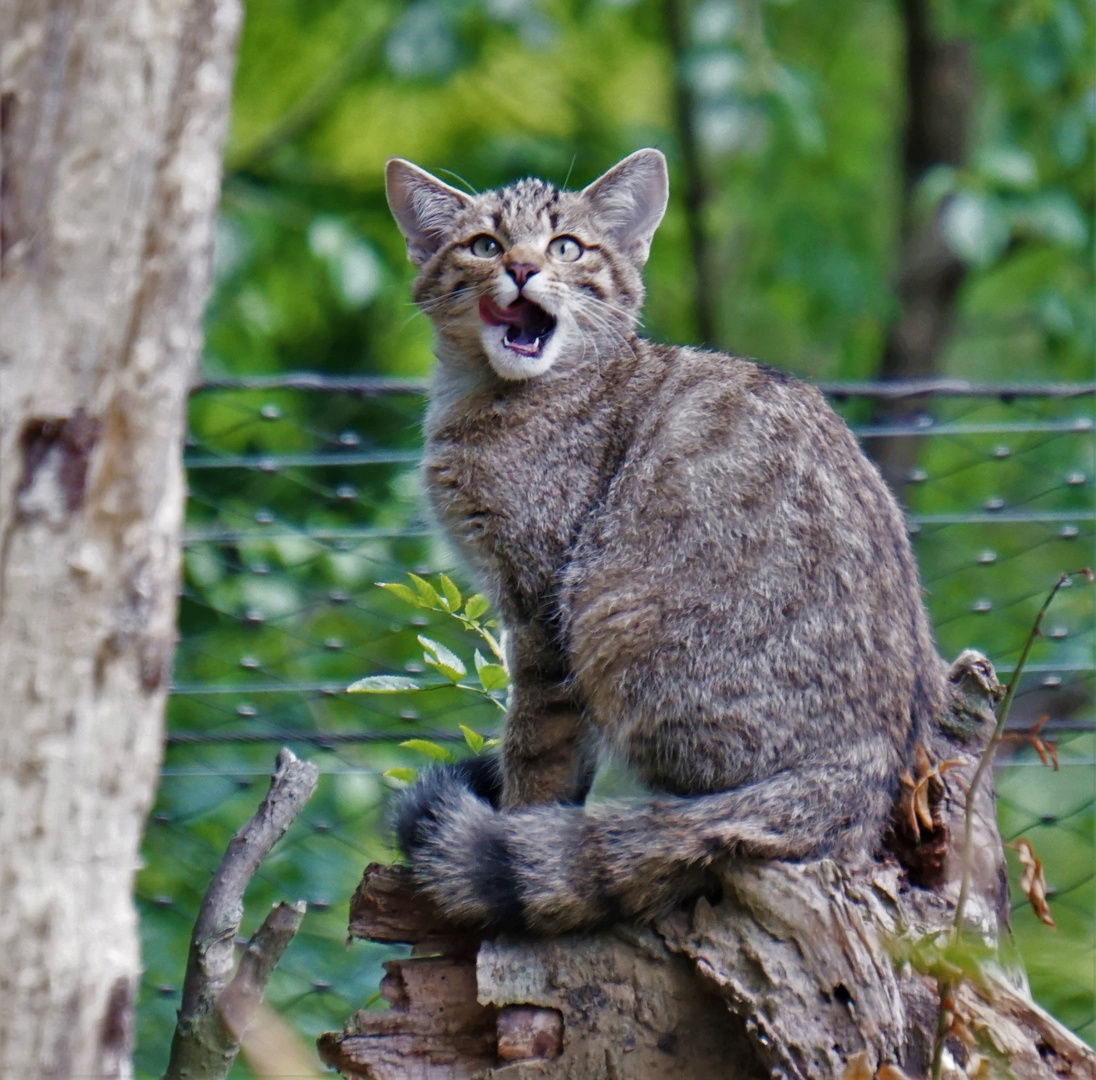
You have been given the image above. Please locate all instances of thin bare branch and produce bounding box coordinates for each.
[163,748,319,1080]
[218,901,307,1038]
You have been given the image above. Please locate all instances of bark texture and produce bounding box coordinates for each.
[0,1,240,1075]
[320,654,1094,1080]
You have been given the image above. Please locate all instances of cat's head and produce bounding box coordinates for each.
[385,149,668,380]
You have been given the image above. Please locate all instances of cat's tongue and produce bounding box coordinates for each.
[479,296,555,355]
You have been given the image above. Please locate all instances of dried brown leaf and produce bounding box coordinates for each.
[1014,838,1056,927]
[1032,736,1059,770]
[896,746,966,843]
[877,1064,917,1080]
[948,1013,977,1048]
[842,1050,874,1080]
[1002,715,1059,771]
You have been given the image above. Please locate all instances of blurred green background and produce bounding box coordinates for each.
[138,0,1094,1075]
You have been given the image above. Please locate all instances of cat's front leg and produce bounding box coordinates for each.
[500,621,594,808]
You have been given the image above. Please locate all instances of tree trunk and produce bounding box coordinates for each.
[0,1,240,1075]
[871,0,974,496]
[319,653,1095,1080]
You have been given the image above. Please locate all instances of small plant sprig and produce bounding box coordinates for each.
[951,570,1092,933]
[928,567,1094,1080]
[347,573,509,783]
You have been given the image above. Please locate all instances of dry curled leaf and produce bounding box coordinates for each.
[948,1012,977,1049]
[1013,838,1055,927]
[877,1064,917,1080]
[897,745,966,843]
[1002,715,1058,770]
[842,1050,873,1080]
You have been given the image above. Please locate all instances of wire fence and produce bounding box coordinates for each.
[135,377,1096,1076]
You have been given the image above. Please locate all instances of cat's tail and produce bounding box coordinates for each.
[393,756,889,934]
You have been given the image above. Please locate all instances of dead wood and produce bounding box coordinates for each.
[164,748,318,1080]
[319,654,1095,1079]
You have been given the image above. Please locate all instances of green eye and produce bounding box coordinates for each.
[548,236,583,262]
[469,235,501,258]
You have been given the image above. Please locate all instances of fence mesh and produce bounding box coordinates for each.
[135,378,1096,1076]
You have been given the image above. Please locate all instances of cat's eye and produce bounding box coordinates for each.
[469,235,502,258]
[548,235,583,262]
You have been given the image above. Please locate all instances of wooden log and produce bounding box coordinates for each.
[318,956,496,1079]
[319,653,1095,1079]
[496,1006,563,1062]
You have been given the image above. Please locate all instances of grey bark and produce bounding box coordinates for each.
[319,652,1094,1080]
[0,1,240,1076]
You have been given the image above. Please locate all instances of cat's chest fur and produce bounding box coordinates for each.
[422,371,630,616]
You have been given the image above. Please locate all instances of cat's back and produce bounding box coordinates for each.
[582,341,906,562]
[564,342,944,754]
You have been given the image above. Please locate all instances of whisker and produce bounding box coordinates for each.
[578,291,644,327]
[437,168,479,195]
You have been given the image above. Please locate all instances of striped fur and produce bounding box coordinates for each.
[386,150,949,933]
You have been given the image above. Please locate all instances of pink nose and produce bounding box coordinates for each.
[506,262,539,287]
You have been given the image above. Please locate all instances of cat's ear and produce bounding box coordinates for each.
[386,159,473,267]
[580,149,668,264]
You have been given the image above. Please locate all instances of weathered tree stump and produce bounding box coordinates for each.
[319,654,1095,1079]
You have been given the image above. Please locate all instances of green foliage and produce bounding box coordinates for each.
[137,1,1095,1074]
[347,574,507,783]
[892,928,1002,985]
[210,0,1093,386]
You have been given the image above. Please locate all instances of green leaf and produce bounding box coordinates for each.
[476,662,509,692]
[463,593,490,620]
[347,675,423,693]
[1019,192,1088,248]
[439,573,462,612]
[418,635,467,681]
[407,573,442,608]
[483,738,500,750]
[400,739,456,763]
[383,767,418,784]
[424,659,466,683]
[941,191,1010,266]
[976,146,1038,191]
[459,725,485,753]
[378,582,421,608]
[913,164,958,217]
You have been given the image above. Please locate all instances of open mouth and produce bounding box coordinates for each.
[479,296,557,356]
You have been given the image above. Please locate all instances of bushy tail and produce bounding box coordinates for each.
[393,756,889,934]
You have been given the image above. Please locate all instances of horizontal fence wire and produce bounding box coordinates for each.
[173,376,1095,747]
[192,373,1096,398]
[134,377,1096,1073]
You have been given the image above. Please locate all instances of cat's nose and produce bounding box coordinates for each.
[506,262,539,288]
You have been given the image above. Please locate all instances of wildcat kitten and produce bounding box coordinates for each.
[385,149,949,933]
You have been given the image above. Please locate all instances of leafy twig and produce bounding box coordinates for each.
[347,574,508,780]
[930,568,1093,1080]
[953,569,1092,932]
